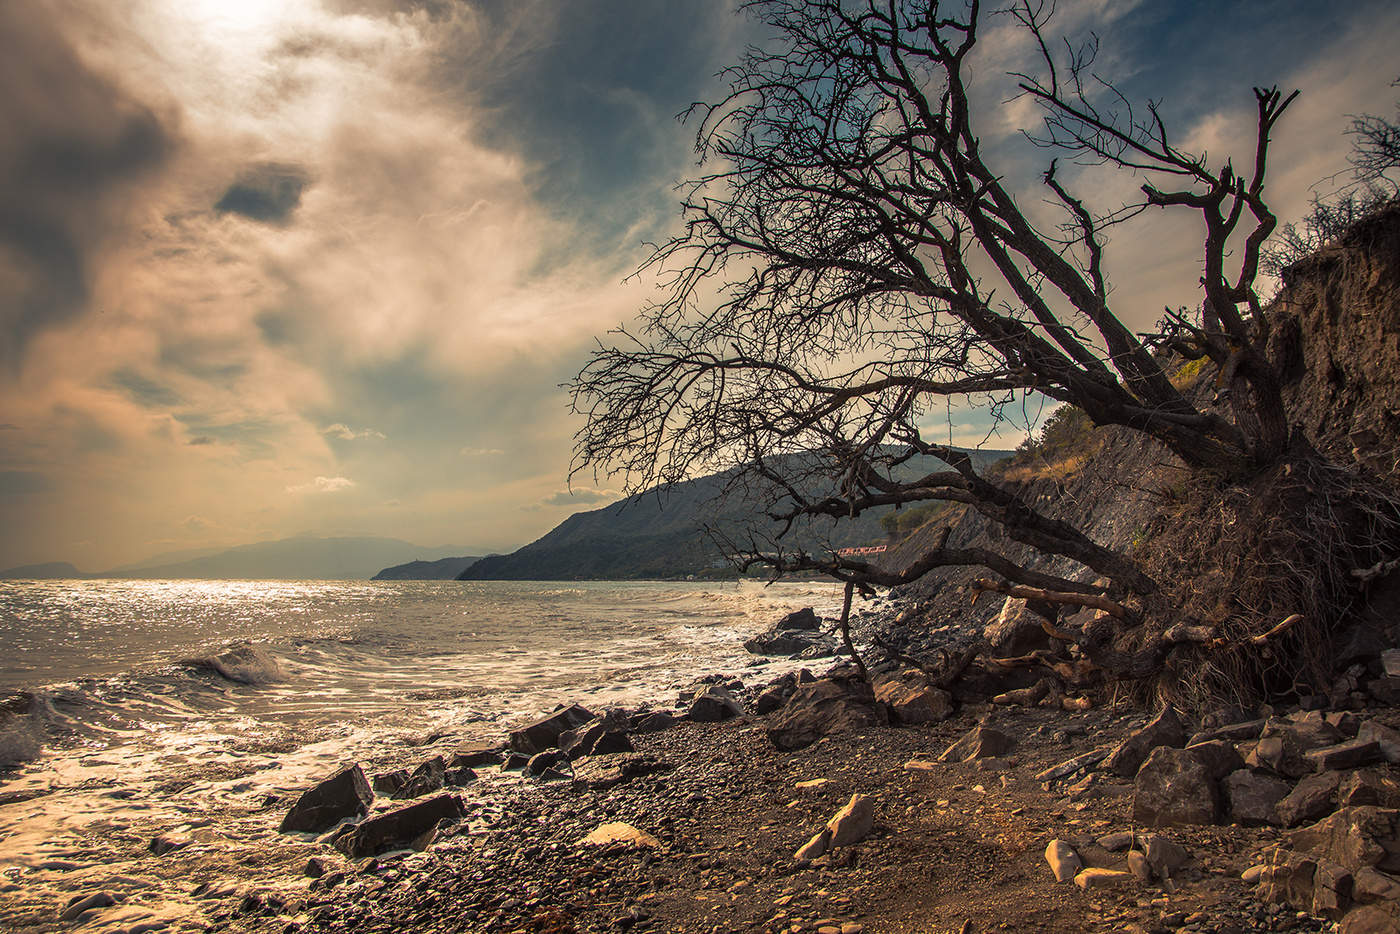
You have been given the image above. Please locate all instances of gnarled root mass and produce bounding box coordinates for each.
[1090,441,1400,711]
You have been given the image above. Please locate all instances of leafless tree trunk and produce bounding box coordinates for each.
[570,0,1307,624]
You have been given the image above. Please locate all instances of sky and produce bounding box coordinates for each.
[0,0,1396,571]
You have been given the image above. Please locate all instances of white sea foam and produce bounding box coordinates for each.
[0,578,842,930]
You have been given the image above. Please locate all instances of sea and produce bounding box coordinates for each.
[0,578,845,932]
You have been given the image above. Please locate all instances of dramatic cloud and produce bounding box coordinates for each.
[0,2,174,369]
[0,0,1394,570]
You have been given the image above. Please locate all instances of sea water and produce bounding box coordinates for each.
[0,578,843,931]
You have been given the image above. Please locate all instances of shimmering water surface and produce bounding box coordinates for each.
[0,578,842,931]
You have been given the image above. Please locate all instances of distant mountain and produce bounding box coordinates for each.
[97,537,479,580]
[0,561,84,579]
[372,556,482,580]
[461,449,1011,581]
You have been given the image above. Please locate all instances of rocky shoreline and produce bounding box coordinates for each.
[40,605,1400,934]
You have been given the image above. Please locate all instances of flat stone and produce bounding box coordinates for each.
[580,822,661,848]
[1307,739,1383,772]
[509,704,595,755]
[1357,721,1400,764]
[1074,867,1132,890]
[1096,831,1134,851]
[447,743,504,769]
[332,794,465,859]
[688,687,743,723]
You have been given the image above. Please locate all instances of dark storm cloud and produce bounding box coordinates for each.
[433,1,746,250]
[214,163,310,225]
[109,369,182,408]
[0,3,174,370]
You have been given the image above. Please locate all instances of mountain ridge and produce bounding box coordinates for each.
[461,448,1011,580]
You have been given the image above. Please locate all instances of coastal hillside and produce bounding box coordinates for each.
[98,536,476,580]
[461,449,1010,580]
[372,556,481,580]
[0,561,84,579]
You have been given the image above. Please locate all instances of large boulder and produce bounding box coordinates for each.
[332,794,465,858]
[280,764,373,833]
[688,686,743,722]
[1103,705,1187,778]
[775,608,821,631]
[1224,769,1293,825]
[767,677,885,751]
[1278,772,1345,827]
[1133,746,1220,827]
[509,704,595,755]
[983,597,1053,657]
[874,671,953,725]
[1286,807,1400,874]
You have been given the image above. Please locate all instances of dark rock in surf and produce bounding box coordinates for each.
[392,756,446,799]
[776,608,821,631]
[280,763,373,833]
[372,770,408,796]
[369,767,408,795]
[332,794,465,858]
[526,749,571,777]
[509,704,595,755]
[448,743,504,769]
[445,765,477,785]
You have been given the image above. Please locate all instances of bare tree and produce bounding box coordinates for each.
[569,1,1383,678]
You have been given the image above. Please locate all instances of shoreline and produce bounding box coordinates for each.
[8,596,1400,933]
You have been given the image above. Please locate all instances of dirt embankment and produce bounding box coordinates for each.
[876,205,1400,705]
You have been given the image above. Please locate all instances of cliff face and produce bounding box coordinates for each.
[883,205,1400,668]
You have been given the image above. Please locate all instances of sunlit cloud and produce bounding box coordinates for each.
[286,476,355,495]
[322,423,385,441]
[542,488,620,507]
[460,446,504,457]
